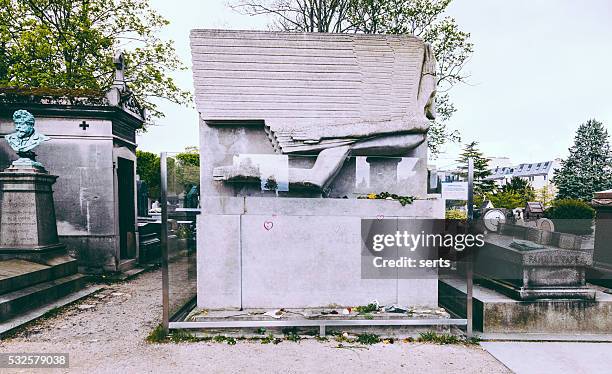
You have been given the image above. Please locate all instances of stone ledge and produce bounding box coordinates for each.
[200,195,443,218]
[439,279,612,333]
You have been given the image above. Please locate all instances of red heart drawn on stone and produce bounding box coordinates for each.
[376,214,384,220]
[264,221,274,231]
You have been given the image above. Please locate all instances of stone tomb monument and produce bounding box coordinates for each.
[0,55,145,273]
[0,110,87,322]
[191,30,443,309]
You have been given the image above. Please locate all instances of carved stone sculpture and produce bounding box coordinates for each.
[192,30,437,191]
[5,109,50,171]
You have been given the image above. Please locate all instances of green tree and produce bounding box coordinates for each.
[456,141,495,199]
[501,176,535,201]
[0,0,191,122]
[175,146,200,167]
[486,191,525,210]
[232,0,471,156]
[553,119,612,201]
[175,147,200,194]
[535,185,555,207]
[136,150,160,199]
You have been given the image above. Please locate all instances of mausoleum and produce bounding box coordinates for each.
[0,56,145,272]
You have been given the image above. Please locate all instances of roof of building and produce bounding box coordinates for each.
[526,201,544,213]
[0,86,146,125]
[487,160,559,180]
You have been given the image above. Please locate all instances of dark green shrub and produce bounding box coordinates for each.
[543,199,595,235]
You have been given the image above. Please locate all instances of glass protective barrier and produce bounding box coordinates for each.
[160,152,199,326]
[162,151,474,336]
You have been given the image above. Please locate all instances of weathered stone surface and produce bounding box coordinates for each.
[594,189,612,199]
[440,279,612,333]
[0,169,64,251]
[475,233,594,300]
[0,103,142,272]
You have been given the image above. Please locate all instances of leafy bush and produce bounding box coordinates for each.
[487,191,526,209]
[445,209,467,220]
[354,303,379,314]
[543,199,595,235]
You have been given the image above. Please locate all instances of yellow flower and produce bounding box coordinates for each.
[367,193,377,199]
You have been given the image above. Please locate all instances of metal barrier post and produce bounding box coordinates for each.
[160,153,169,334]
[466,157,474,337]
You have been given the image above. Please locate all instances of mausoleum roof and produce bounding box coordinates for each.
[0,86,145,128]
[0,87,108,106]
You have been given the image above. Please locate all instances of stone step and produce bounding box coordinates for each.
[0,273,88,322]
[0,257,78,295]
[118,258,137,273]
[439,279,612,334]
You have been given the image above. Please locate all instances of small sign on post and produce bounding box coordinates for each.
[441,182,468,200]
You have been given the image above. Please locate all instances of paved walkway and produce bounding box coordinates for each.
[0,269,509,373]
[482,342,612,374]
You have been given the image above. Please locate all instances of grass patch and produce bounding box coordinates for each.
[213,335,227,343]
[417,331,475,345]
[285,333,301,342]
[146,324,168,343]
[334,333,355,344]
[261,333,282,344]
[282,327,302,342]
[170,329,198,343]
[356,333,381,345]
[209,335,238,345]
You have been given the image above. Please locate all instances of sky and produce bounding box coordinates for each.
[138,0,612,169]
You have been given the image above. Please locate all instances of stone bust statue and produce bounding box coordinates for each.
[5,110,50,169]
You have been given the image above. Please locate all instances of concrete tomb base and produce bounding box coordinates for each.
[198,196,443,310]
[439,279,612,334]
[0,166,87,322]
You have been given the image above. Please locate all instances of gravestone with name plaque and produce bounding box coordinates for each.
[0,110,87,322]
[0,110,65,253]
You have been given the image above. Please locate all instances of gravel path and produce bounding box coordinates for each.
[0,269,510,373]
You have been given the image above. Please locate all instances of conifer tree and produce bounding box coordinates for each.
[553,119,612,201]
[456,141,495,198]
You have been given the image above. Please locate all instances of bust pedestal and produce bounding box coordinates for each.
[0,164,66,255]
